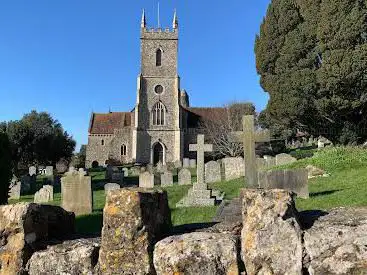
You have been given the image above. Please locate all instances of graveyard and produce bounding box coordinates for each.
[1,0,367,274]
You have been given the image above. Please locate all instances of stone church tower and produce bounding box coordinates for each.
[85,10,225,168]
[133,11,182,164]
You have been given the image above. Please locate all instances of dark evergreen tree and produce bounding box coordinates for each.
[0,133,12,204]
[256,0,367,144]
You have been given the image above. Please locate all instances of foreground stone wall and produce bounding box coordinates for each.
[0,203,75,275]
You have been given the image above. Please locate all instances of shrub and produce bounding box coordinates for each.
[0,133,12,204]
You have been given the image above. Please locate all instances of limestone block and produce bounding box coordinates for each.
[303,207,367,275]
[0,203,75,275]
[98,189,172,275]
[154,232,239,275]
[27,238,100,275]
[241,189,303,275]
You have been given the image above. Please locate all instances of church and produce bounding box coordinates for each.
[86,11,224,168]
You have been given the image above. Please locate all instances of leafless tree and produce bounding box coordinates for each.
[200,102,255,157]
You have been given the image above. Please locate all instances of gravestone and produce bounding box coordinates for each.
[189,159,196,168]
[275,153,297,166]
[177,135,223,207]
[34,185,53,203]
[122,168,129,177]
[21,175,36,194]
[222,157,245,181]
[139,171,160,188]
[106,165,119,181]
[174,160,182,168]
[230,115,271,187]
[258,169,309,199]
[161,171,173,187]
[104,183,121,194]
[256,157,267,170]
[264,155,276,168]
[183,158,190,168]
[8,176,21,200]
[178,168,191,185]
[61,169,92,215]
[111,172,124,185]
[45,166,54,177]
[130,166,141,176]
[29,166,37,176]
[56,159,69,174]
[205,161,221,183]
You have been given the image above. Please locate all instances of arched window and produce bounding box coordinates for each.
[152,102,166,126]
[121,144,127,156]
[101,139,104,146]
[156,49,162,66]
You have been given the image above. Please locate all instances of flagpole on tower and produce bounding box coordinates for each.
[157,2,160,28]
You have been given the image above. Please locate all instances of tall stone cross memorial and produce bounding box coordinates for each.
[189,134,213,189]
[231,115,271,187]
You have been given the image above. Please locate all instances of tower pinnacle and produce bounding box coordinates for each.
[173,10,178,29]
[141,9,146,29]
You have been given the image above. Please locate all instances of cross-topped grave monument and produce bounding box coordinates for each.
[231,115,271,187]
[189,134,213,189]
[176,134,224,207]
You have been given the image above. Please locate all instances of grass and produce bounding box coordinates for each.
[9,147,367,234]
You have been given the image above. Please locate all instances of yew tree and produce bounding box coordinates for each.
[256,0,367,144]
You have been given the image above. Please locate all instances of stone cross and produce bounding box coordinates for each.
[189,134,213,188]
[231,115,271,187]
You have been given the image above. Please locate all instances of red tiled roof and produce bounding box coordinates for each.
[89,112,133,134]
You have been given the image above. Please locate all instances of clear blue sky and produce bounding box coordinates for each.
[0,0,270,150]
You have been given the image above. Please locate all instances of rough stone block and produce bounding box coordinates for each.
[241,189,303,275]
[98,189,172,275]
[27,238,100,275]
[303,207,367,275]
[154,232,239,275]
[0,203,75,275]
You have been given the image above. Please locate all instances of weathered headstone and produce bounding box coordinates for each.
[20,174,36,194]
[189,159,197,168]
[61,169,93,216]
[122,167,129,177]
[275,153,297,166]
[45,166,54,177]
[256,157,267,170]
[230,115,271,187]
[222,157,245,181]
[264,155,276,168]
[29,166,37,176]
[178,168,192,185]
[183,158,190,168]
[56,159,69,174]
[139,171,160,188]
[177,135,223,207]
[8,176,21,200]
[105,165,119,181]
[205,161,221,183]
[111,172,124,185]
[258,169,309,199]
[34,185,54,203]
[174,160,182,168]
[104,183,121,194]
[161,171,173,187]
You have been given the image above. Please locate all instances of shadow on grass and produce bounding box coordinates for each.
[76,212,103,236]
[310,189,342,198]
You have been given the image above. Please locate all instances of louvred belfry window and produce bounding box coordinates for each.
[152,102,166,126]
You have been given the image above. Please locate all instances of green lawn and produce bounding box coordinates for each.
[9,147,367,235]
